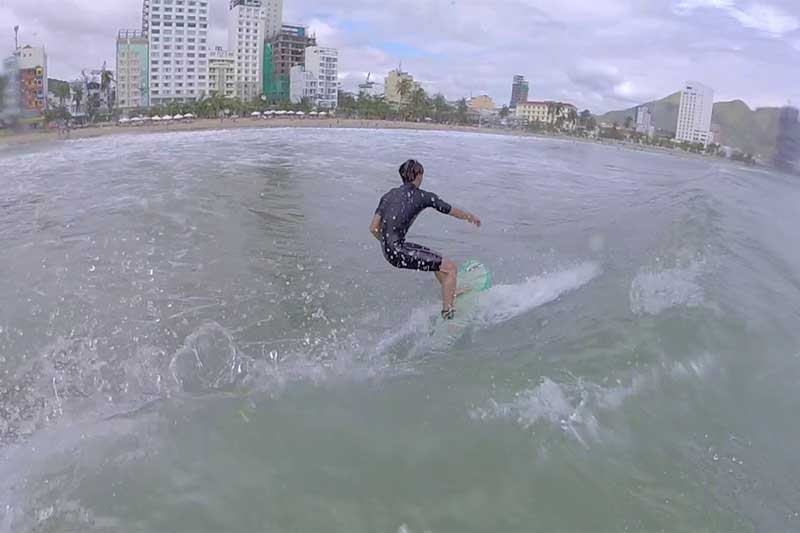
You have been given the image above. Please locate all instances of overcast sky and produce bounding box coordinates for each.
[1,0,798,113]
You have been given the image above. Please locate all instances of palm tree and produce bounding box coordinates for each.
[296,97,313,114]
[338,90,358,116]
[499,105,510,119]
[72,85,84,114]
[166,102,182,118]
[53,83,71,108]
[547,102,565,131]
[100,68,115,115]
[431,93,450,123]
[0,75,7,110]
[456,98,468,124]
[567,107,578,130]
[624,115,634,129]
[579,109,592,127]
[409,86,430,121]
[396,77,414,119]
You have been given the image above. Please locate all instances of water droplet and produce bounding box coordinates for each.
[89,265,96,273]
[713,454,719,461]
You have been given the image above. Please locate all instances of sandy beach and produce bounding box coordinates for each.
[0,118,531,148]
[0,117,722,166]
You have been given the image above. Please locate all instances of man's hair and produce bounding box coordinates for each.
[399,159,424,183]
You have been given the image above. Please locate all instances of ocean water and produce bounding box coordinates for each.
[1,128,799,532]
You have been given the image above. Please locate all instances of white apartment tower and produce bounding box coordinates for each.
[305,46,338,109]
[208,47,237,98]
[676,81,714,145]
[228,0,282,101]
[142,0,210,105]
[635,106,654,137]
[117,30,150,110]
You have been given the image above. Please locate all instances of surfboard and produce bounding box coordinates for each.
[429,260,492,350]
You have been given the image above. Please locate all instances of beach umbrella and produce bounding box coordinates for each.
[319,111,327,116]
[130,117,143,122]
[184,113,195,119]
[151,116,162,122]
[296,111,305,117]
[251,111,262,117]
[118,117,130,124]
[309,111,318,116]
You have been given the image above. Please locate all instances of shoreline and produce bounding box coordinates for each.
[0,118,528,147]
[0,117,727,165]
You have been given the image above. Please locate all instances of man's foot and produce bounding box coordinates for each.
[441,308,456,321]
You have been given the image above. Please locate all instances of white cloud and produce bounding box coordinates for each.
[675,0,799,37]
[728,3,800,36]
[675,0,735,12]
[306,18,340,46]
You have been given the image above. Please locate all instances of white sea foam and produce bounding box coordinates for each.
[474,262,602,326]
[629,258,710,316]
[375,262,602,356]
[471,353,716,446]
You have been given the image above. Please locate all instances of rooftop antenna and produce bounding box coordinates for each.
[13,25,19,53]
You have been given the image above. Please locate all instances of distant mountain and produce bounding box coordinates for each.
[598,92,681,134]
[598,94,800,165]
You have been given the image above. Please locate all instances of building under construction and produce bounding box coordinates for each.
[263,24,315,104]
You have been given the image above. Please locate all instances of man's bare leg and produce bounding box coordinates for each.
[435,259,458,317]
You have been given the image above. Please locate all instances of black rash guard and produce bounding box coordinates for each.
[374,183,452,272]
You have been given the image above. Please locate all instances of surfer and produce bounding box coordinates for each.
[370,159,481,320]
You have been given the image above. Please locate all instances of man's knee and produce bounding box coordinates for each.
[440,259,457,275]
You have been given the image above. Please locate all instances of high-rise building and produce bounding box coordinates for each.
[290,46,338,109]
[1,55,22,122]
[775,106,799,173]
[676,81,714,145]
[510,75,529,109]
[468,95,496,112]
[142,0,209,105]
[635,105,654,137]
[17,45,48,116]
[289,65,317,105]
[228,0,282,101]
[208,47,237,98]
[263,24,315,103]
[116,30,149,110]
[515,101,578,129]
[384,69,418,107]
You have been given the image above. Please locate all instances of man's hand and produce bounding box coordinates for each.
[450,207,481,228]
[370,214,383,241]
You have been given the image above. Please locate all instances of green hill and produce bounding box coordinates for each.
[598,94,797,162]
[598,92,681,133]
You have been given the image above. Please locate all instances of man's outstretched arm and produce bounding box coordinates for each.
[448,207,481,227]
[369,214,382,241]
